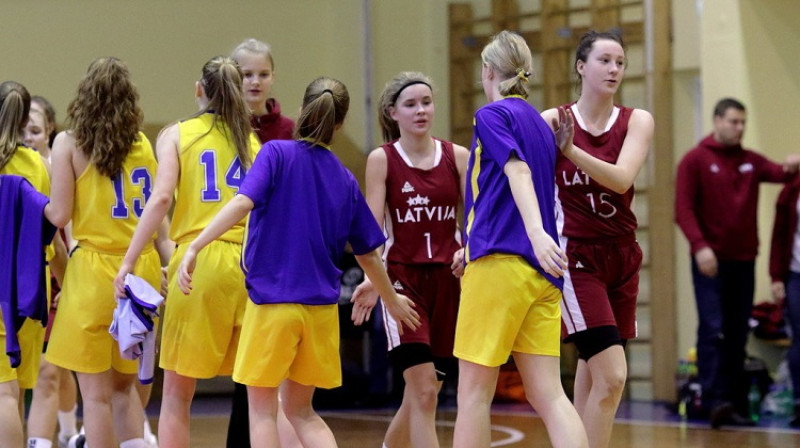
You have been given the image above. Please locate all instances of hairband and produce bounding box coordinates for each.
[391,80,432,104]
[517,69,531,81]
[322,89,333,95]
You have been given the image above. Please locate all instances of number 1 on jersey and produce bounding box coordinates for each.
[424,232,432,259]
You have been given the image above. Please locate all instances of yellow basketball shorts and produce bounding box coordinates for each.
[46,248,160,374]
[0,266,50,388]
[453,254,562,367]
[159,241,247,378]
[233,301,340,389]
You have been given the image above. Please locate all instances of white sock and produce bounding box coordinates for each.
[58,405,79,437]
[143,414,153,437]
[119,438,148,448]
[26,438,53,448]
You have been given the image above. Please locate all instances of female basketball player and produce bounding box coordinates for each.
[541,30,654,448]
[114,55,259,448]
[351,71,467,448]
[177,76,420,448]
[45,57,159,448]
[21,95,80,448]
[228,38,297,448]
[452,31,588,448]
[0,81,62,448]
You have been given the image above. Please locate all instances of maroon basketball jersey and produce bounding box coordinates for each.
[556,104,638,239]
[383,139,461,264]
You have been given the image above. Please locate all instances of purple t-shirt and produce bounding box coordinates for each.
[238,139,386,305]
[0,175,55,367]
[463,96,563,289]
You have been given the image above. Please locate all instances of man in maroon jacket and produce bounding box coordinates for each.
[676,97,799,428]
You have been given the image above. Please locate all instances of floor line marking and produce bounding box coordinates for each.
[321,412,525,446]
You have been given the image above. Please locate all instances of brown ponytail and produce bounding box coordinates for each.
[195,56,254,169]
[0,81,31,170]
[293,77,349,147]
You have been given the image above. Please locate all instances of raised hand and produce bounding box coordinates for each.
[551,106,575,154]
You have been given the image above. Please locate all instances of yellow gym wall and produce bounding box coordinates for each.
[0,1,459,184]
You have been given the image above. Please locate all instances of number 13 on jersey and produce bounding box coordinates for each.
[111,167,152,219]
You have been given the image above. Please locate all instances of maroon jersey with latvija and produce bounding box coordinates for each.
[383,139,461,264]
[556,104,638,239]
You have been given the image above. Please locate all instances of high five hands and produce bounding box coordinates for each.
[552,106,575,155]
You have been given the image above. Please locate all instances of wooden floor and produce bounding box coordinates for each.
[177,407,800,448]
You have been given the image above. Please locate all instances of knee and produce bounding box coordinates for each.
[595,368,627,406]
[457,380,494,410]
[281,401,313,423]
[0,382,20,402]
[162,374,195,403]
[408,383,439,413]
[33,365,60,396]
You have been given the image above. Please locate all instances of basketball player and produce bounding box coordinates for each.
[177,77,420,448]
[352,71,467,448]
[541,30,654,448]
[452,30,588,448]
[45,57,160,448]
[114,55,260,448]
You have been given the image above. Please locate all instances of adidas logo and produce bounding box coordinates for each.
[575,261,584,269]
[393,280,404,290]
[401,181,415,193]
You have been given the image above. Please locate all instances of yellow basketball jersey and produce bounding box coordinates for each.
[1,145,54,260]
[0,145,50,195]
[170,113,260,244]
[71,132,157,254]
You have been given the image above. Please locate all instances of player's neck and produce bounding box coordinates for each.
[575,96,615,128]
[249,100,268,117]
[398,134,434,156]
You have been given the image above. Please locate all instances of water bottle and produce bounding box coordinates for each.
[687,348,698,378]
[748,378,762,422]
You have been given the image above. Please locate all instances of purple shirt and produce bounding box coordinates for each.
[0,175,56,367]
[464,97,562,289]
[238,140,386,305]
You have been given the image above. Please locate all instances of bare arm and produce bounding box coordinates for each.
[451,144,470,277]
[364,148,389,230]
[504,156,567,277]
[49,235,68,287]
[350,148,388,322]
[177,194,254,294]
[155,216,175,266]
[543,107,654,194]
[46,132,77,228]
[114,125,180,297]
